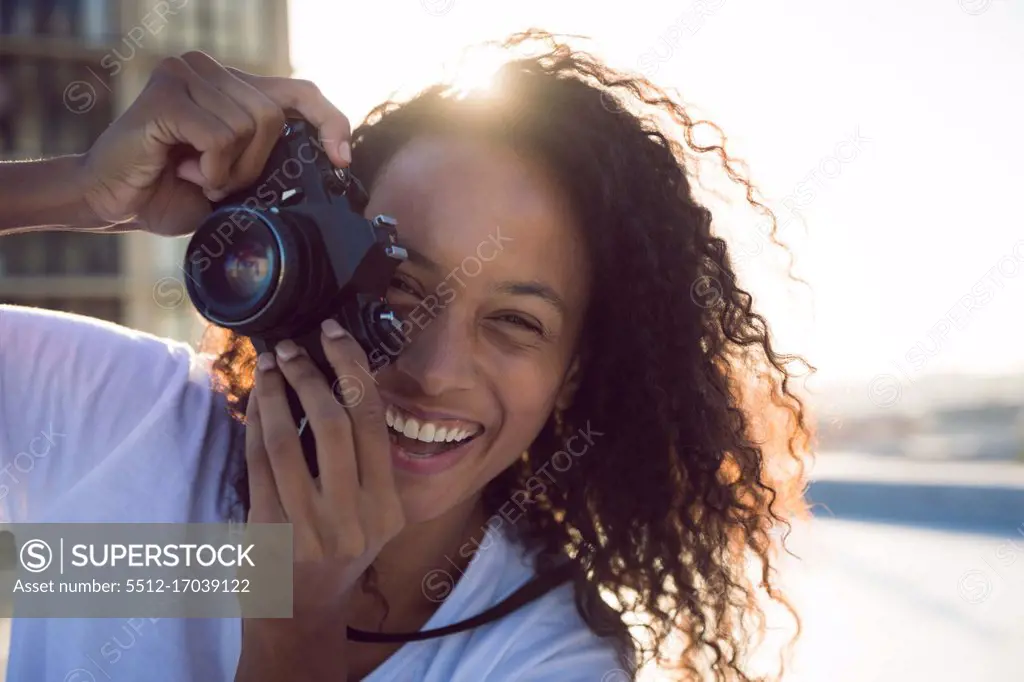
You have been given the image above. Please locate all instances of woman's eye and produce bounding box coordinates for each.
[496,313,545,335]
[388,278,420,298]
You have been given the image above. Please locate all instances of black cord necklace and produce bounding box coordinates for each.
[346,561,576,643]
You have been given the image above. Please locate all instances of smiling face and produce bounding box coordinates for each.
[363,133,591,524]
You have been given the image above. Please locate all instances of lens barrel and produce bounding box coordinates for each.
[183,205,334,334]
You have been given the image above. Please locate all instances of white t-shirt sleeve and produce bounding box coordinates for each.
[0,304,226,524]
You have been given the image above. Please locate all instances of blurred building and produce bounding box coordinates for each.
[0,0,290,343]
[816,397,1024,461]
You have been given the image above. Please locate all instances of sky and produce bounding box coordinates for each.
[288,0,1024,389]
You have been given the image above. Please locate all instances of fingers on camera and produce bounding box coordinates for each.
[228,67,352,169]
[182,52,287,192]
[152,52,296,197]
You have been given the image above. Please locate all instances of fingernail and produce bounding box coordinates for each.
[322,318,347,339]
[275,340,302,362]
[338,141,352,166]
[205,187,228,202]
[257,352,277,371]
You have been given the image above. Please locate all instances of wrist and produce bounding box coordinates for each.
[54,153,115,231]
[0,154,114,234]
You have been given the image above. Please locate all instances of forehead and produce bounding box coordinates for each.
[364,134,589,303]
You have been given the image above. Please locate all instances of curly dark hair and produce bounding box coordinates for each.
[200,29,815,682]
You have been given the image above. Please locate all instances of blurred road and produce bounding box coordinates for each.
[775,453,1024,682]
[774,518,1023,682]
[1,453,1021,681]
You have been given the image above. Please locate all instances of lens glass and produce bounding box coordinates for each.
[185,207,282,324]
[224,241,273,299]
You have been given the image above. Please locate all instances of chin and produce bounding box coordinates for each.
[390,472,477,525]
[387,437,513,526]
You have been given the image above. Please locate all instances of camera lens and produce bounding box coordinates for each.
[184,207,285,327]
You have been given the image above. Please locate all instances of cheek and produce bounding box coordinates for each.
[487,371,564,462]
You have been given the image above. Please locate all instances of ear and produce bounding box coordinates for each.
[554,355,582,412]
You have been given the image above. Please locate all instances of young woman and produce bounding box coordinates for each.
[0,30,811,682]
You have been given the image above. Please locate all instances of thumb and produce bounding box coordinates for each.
[176,158,228,202]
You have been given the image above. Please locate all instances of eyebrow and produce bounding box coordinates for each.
[494,281,567,317]
[400,245,443,273]
[400,245,567,316]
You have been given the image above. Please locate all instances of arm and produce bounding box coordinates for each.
[2,52,352,241]
[0,303,210,523]
[0,154,113,235]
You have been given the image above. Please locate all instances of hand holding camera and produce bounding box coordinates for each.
[78,50,353,235]
[183,114,407,478]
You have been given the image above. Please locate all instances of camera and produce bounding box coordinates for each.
[182,118,407,478]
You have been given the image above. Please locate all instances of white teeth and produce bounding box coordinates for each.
[385,404,479,444]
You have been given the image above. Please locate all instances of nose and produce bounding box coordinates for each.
[391,308,476,397]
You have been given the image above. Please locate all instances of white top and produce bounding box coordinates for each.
[0,304,627,681]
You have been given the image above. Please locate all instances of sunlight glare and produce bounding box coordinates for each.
[443,44,509,99]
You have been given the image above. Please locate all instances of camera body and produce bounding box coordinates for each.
[183,118,407,477]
